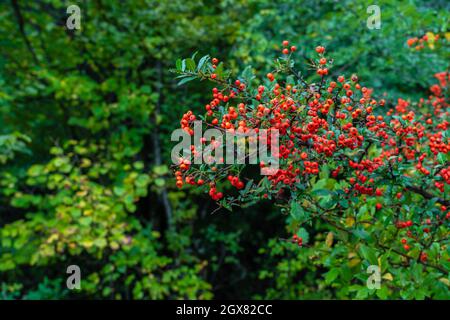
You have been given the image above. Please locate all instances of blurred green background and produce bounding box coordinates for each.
[0,0,448,299]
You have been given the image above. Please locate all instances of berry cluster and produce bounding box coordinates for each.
[407,32,441,50]
[292,234,303,247]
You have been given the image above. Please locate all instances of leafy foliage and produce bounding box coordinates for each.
[0,0,449,300]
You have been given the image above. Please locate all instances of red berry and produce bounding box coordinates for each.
[420,252,428,262]
[315,46,325,54]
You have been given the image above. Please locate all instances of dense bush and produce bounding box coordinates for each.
[0,0,448,299]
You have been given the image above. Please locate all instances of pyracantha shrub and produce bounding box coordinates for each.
[173,39,449,297]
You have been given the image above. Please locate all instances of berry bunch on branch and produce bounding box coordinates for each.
[172,40,449,275]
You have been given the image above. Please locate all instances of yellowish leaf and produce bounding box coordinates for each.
[445,32,450,41]
[348,258,361,267]
[47,233,59,243]
[345,216,355,227]
[439,278,450,287]
[426,32,436,49]
[382,273,393,281]
[325,232,334,247]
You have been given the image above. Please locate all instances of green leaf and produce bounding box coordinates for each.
[437,153,446,164]
[155,178,165,187]
[290,201,310,224]
[312,189,333,197]
[296,227,309,244]
[241,65,255,84]
[79,217,92,226]
[324,268,340,284]
[353,228,371,240]
[113,186,126,197]
[355,287,369,299]
[359,245,377,265]
[177,75,197,86]
[176,59,182,71]
[185,58,196,71]
[241,179,253,195]
[339,199,349,208]
[153,165,168,175]
[94,238,107,248]
[215,62,224,78]
[197,55,209,71]
[376,286,390,299]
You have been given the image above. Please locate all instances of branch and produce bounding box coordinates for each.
[11,0,39,65]
[406,185,449,207]
[319,213,448,275]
